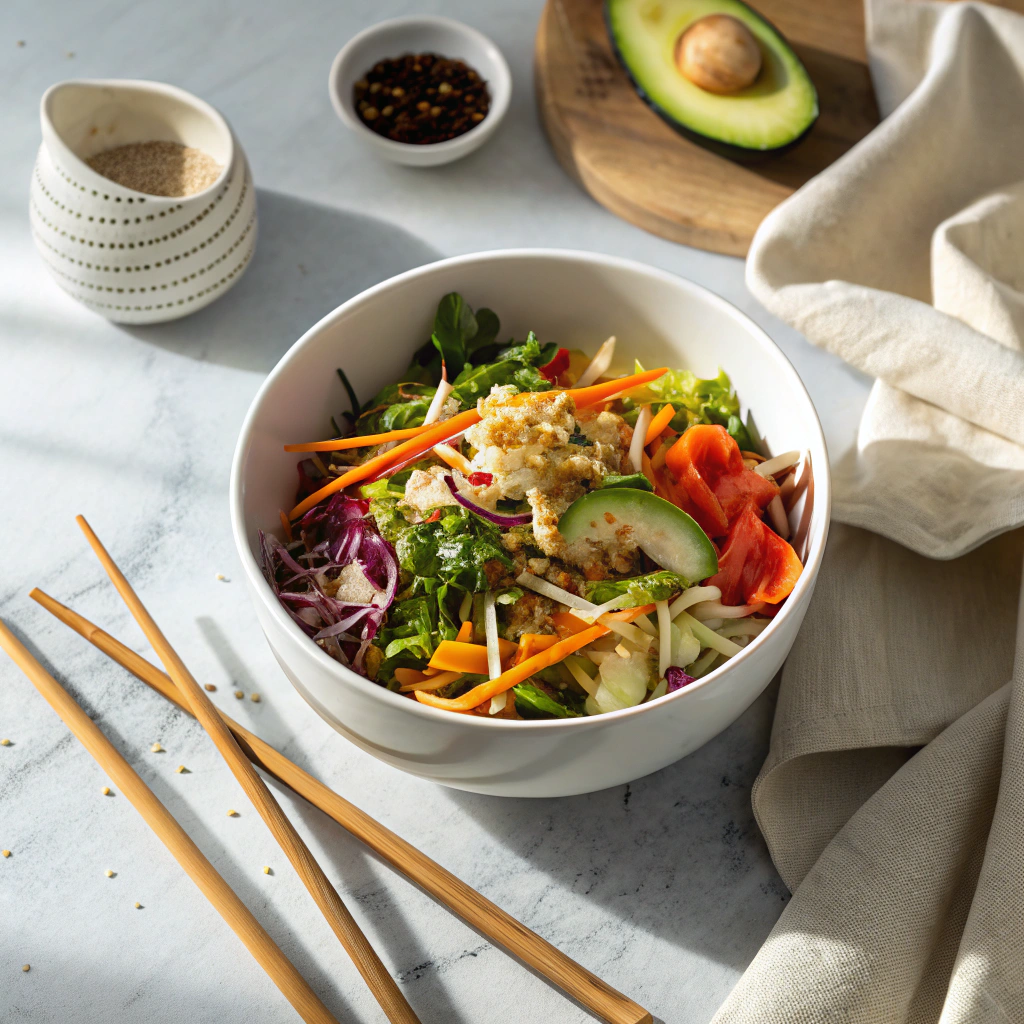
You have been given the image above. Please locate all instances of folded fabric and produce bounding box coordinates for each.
[712,2,1024,1021]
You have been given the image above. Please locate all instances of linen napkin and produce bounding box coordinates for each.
[711,1,1024,1021]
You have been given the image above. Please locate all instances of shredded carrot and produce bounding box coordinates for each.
[289,407,483,520]
[428,638,517,675]
[562,368,669,409]
[416,625,609,711]
[278,510,294,542]
[433,443,474,475]
[552,611,592,636]
[399,670,463,693]
[394,667,430,686]
[455,620,473,643]
[283,425,429,452]
[645,403,675,445]
[641,450,657,489]
[515,633,561,664]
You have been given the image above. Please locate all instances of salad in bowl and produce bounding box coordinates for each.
[261,292,807,723]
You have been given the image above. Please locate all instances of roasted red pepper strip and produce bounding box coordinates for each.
[708,505,802,604]
[539,347,570,382]
[664,424,778,538]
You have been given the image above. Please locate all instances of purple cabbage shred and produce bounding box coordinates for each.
[665,666,696,693]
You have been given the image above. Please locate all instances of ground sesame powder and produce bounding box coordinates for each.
[86,141,222,197]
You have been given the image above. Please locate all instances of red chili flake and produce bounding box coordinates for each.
[424,509,444,523]
[539,347,570,382]
[468,472,493,487]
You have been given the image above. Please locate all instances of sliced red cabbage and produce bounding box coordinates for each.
[259,492,399,673]
[665,666,696,693]
[443,475,532,528]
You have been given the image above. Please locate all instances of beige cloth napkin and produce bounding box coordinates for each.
[712,2,1024,1021]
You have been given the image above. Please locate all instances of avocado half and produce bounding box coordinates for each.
[606,0,818,156]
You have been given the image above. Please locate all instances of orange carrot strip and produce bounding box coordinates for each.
[605,603,657,620]
[278,510,294,543]
[416,625,610,712]
[455,620,473,643]
[433,443,474,475]
[563,368,669,409]
[428,638,518,675]
[551,611,592,636]
[289,407,483,520]
[393,667,430,686]
[283,425,429,452]
[645,403,675,445]
[515,634,561,665]
[399,670,463,693]
[641,450,657,490]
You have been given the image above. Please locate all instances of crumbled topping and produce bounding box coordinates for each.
[401,466,460,515]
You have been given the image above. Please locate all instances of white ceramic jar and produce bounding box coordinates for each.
[31,79,257,325]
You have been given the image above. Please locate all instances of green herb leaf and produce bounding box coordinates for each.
[431,292,477,373]
[513,683,582,719]
[357,382,436,434]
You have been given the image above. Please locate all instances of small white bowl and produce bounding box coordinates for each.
[230,250,831,798]
[31,79,257,325]
[328,16,511,167]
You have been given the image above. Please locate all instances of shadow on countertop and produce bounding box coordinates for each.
[119,189,441,374]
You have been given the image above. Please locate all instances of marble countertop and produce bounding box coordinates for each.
[0,1,871,1021]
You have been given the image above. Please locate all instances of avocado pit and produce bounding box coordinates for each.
[675,14,762,95]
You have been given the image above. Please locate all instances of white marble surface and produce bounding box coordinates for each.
[0,1,872,1021]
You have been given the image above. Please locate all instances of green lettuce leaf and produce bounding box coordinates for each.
[356,382,436,434]
[583,570,689,606]
[599,473,653,492]
[513,683,583,719]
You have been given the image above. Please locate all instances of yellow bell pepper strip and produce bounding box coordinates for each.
[393,667,429,687]
[428,638,518,675]
[455,620,473,643]
[644,403,675,445]
[416,625,609,712]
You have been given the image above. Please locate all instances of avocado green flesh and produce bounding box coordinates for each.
[607,0,818,151]
[558,489,718,582]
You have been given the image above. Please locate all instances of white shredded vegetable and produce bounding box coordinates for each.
[767,494,790,539]
[669,585,722,619]
[689,600,765,621]
[586,650,615,666]
[675,611,743,657]
[575,336,616,388]
[566,657,598,696]
[755,450,801,478]
[424,377,454,425]
[600,618,652,649]
[656,600,671,678]
[483,591,501,681]
[648,679,669,701]
[629,405,653,473]
[687,648,720,679]
[717,618,770,639]
[489,691,507,715]
[458,592,473,623]
[631,612,657,637]
[517,572,602,617]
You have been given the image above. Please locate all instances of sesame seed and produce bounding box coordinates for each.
[134,902,142,909]
[102,786,111,796]
[250,693,260,703]
[105,869,114,877]
[2,850,11,858]
[227,809,238,817]
[150,742,163,753]
[22,964,30,972]
[263,866,271,875]
[0,738,10,746]
[234,690,243,699]
[175,765,187,774]
[204,684,216,692]
[215,573,225,581]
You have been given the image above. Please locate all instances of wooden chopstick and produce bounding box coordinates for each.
[0,618,341,1024]
[32,587,654,1024]
[75,516,420,1024]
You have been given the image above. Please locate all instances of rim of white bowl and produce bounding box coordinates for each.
[327,16,512,157]
[230,248,832,730]
[40,78,235,202]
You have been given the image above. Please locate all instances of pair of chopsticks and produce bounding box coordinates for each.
[0,516,652,1024]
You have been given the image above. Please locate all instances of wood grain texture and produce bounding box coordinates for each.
[31,588,654,1024]
[0,619,340,1024]
[74,517,421,1024]
[535,0,880,255]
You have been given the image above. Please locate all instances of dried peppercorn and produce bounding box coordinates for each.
[353,53,491,145]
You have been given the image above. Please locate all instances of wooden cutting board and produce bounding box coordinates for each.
[535,0,881,256]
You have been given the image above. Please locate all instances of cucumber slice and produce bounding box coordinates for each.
[558,489,718,582]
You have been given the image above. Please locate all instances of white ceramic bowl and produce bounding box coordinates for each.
[31,79,257,325]
[328,17,511,167]
[230,250,830,797]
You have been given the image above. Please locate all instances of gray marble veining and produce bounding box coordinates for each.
[0,0,870,1020]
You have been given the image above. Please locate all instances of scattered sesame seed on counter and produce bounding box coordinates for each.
[0,738,10,746]
[150,742,163,753]
[234,690,244,700]
[101,786,111,796]
[204,684,216,692]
